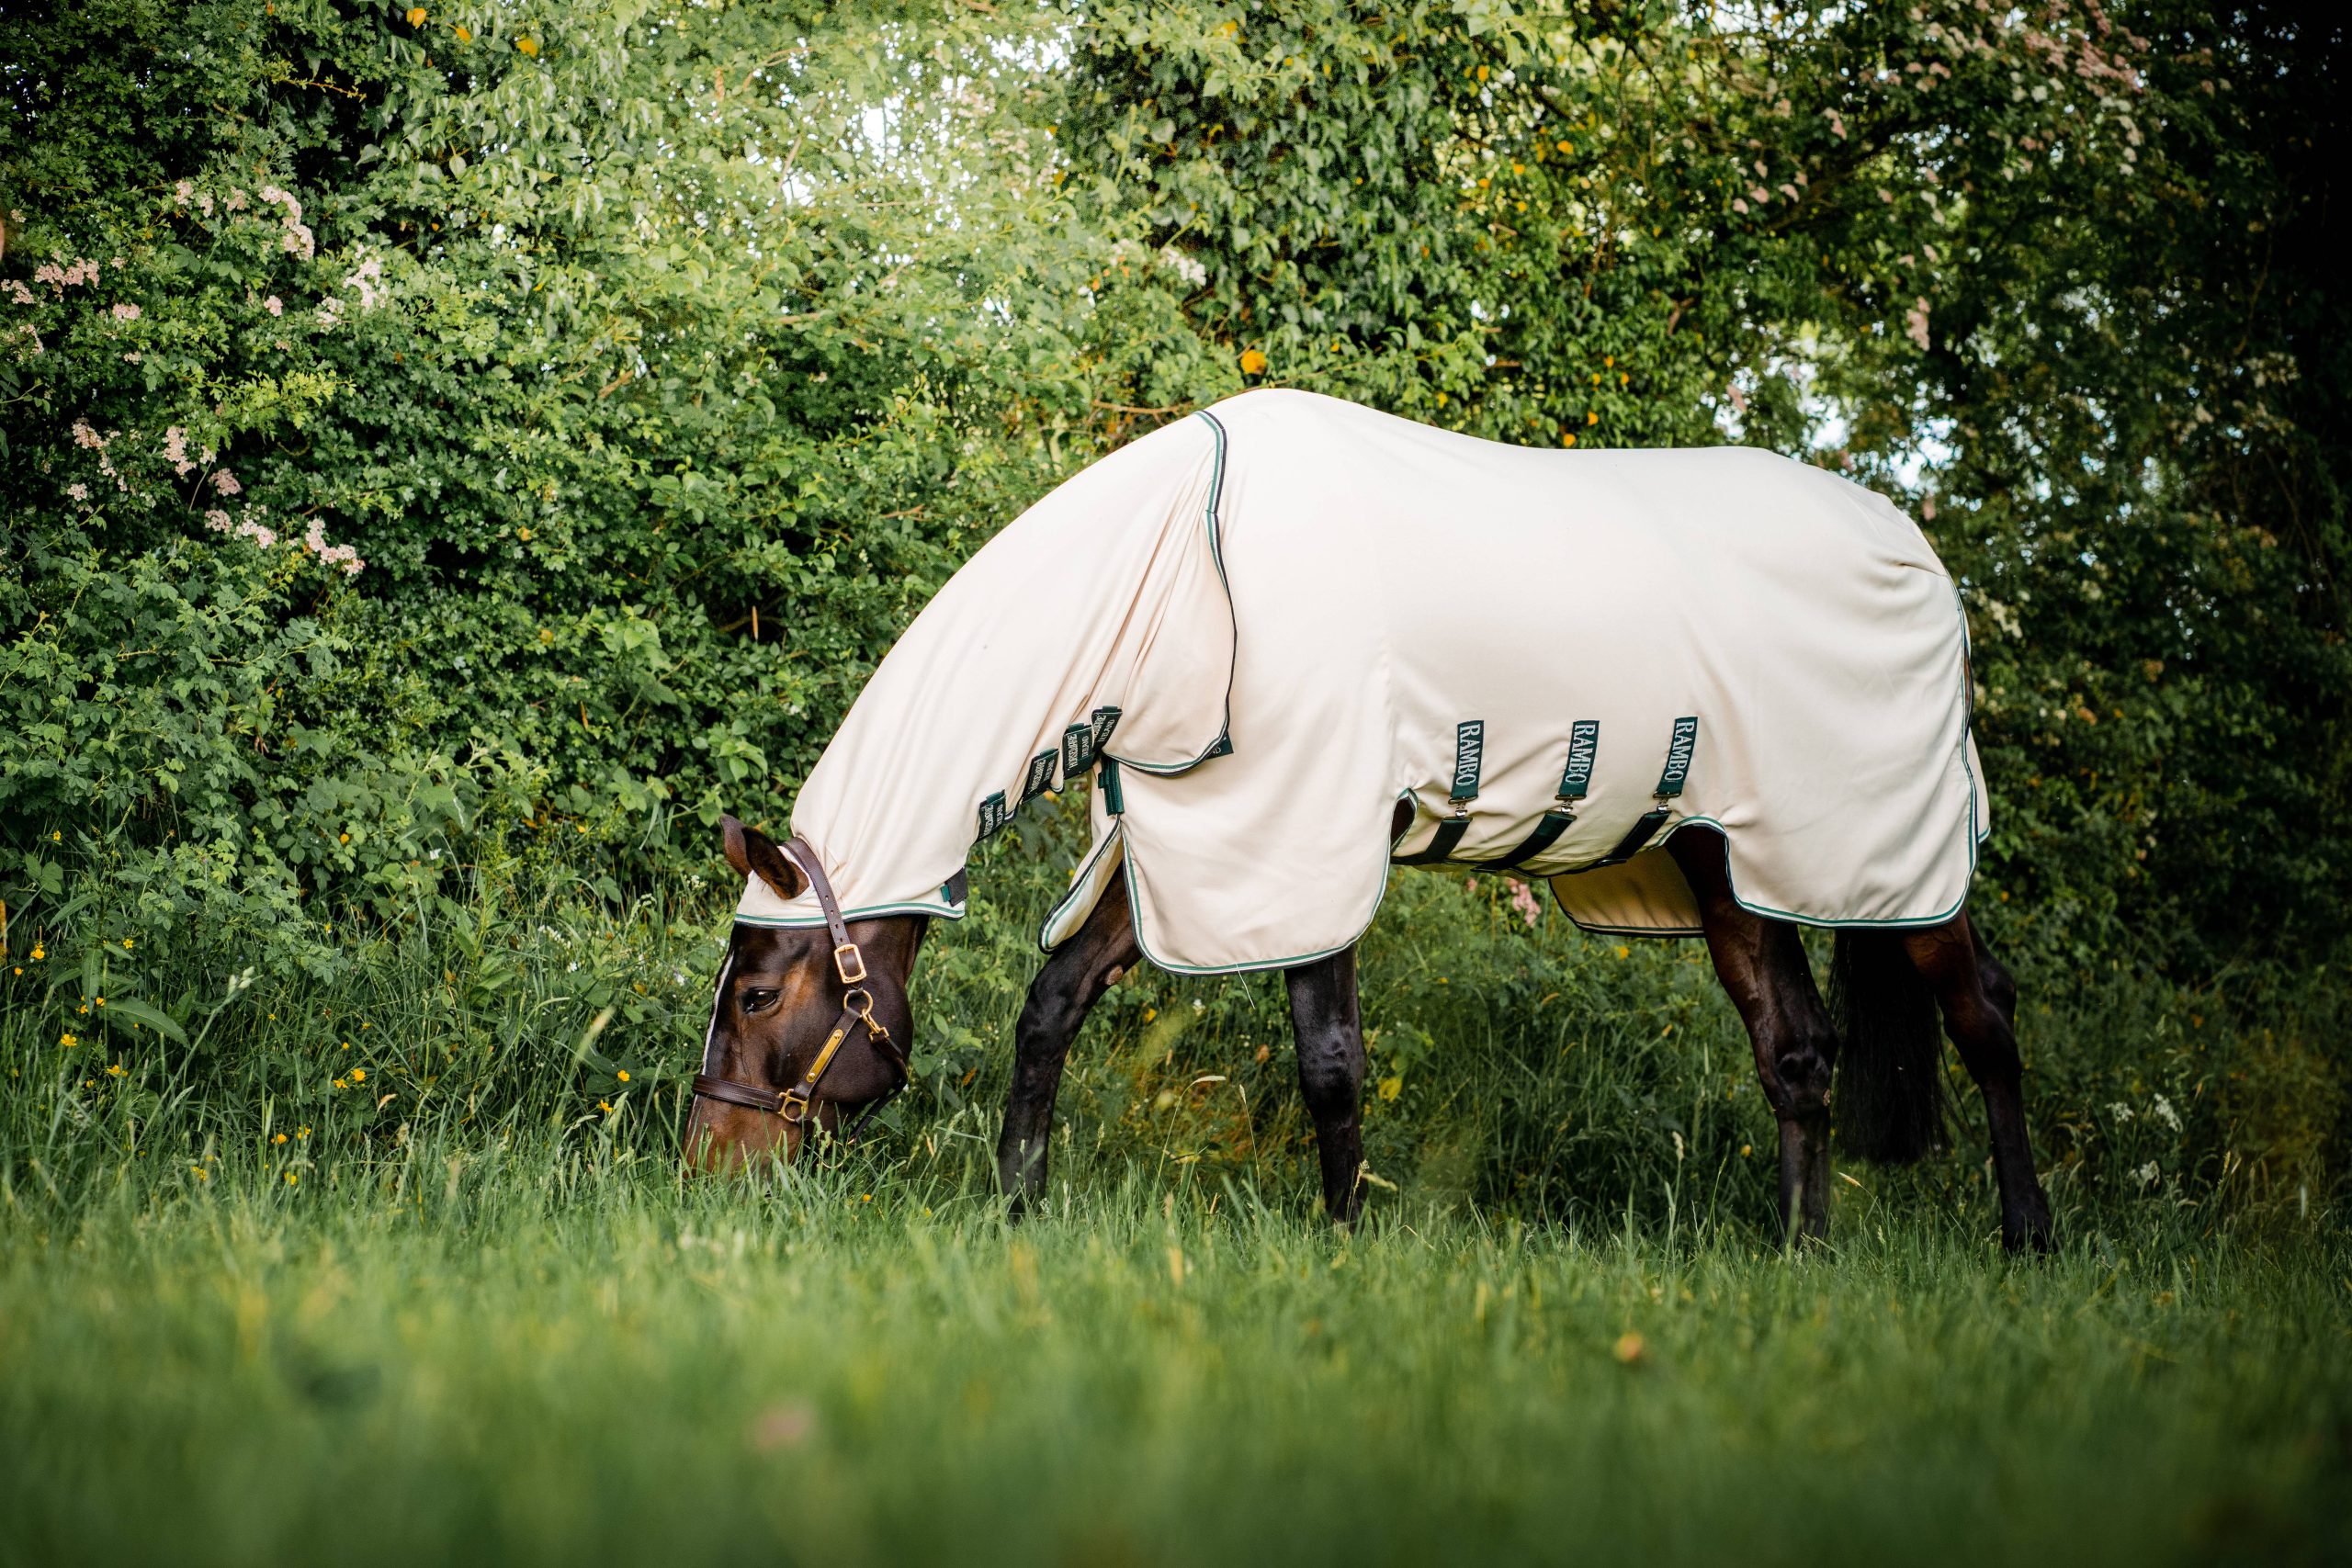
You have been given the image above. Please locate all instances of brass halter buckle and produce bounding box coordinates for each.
[833,942,867,985]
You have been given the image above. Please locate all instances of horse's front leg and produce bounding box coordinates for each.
[995,886,1138,1215]
[1285,946,1369,1226]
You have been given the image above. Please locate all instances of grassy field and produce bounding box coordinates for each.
[1,1149,2346,1566]
[2,843,2346,1562]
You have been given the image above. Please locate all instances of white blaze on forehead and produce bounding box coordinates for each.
[699,944,737,1075]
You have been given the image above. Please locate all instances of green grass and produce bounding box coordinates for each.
[1,1148,2346,1566]
[2,837,2346,1562]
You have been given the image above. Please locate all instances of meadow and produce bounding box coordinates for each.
[3,840,2344,1564]
[6,3,2347,1561]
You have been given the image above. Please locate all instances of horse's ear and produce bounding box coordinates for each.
[719,814,807,902]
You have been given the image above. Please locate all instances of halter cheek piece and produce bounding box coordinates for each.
[691,836,911,1141]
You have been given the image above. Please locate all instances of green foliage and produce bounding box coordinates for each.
[4,0,2345,976]
[0,0,1128,972]
[1061,0,2350,966]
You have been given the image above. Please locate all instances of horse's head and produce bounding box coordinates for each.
[684,815,924,1172]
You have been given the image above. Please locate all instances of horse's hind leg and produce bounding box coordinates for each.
[1285,946,1369,1226]
[995,887,1139,1214]
[1668,830,1839,1245]
[1900,916,2054,1252]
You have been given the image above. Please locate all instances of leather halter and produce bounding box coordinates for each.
[692,836,910,1140]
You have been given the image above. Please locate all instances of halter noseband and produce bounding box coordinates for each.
[692,835,910,1141]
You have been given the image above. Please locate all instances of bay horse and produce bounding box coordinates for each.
[684,392,2053,1250]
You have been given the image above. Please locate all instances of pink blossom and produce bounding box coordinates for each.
[203,508,232,532]
[67,482,88,502]
[1507,879,1544,927]
[110,302,141,322]
[175,179,194,205]
[281,223,315,260]
[33,261,63,288]
[225,190,247,211]
[263,296,283,317]
[1748,186,1770,203]
[1732,197,1749,215]
[209,468,241,497]
[1921,494,1939,521]
[1904,297,1932,351]
[1727,381,1748,414]
[6,280,33,305]
[72,419,106,449]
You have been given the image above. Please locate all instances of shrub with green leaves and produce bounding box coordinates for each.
[3,0,2344,988]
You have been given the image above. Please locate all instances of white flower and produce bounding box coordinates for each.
[2134,1160,2161,1188]
[2108,1100,2134,1122]
[2151,1094,2181,1132]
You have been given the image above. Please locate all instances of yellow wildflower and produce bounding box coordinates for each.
[597,1099,613,1113]
[616,1069,630,1082]
[59,1032,77,1048]
[406,7,426,25]
[191,1165,209,1180]
[297,1126,311,1139]
[351,1067,366,1083]
[285,1170,299,1185]
[518,526,534,541]
[516,35,538,54]
[105,1063,126,1077]
[94,996,105,1007]
[1238,348,1267,376]
[121,938,133,950]
[455,24,471,42]
[29,944,43,960]
[274,1132,288,1145]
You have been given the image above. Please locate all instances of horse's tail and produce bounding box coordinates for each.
[1828,930,1948,1163]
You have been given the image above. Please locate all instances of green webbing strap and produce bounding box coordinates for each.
[1098,757,1125,816]
[1396,721,1484,865]
[1597,716,1698,867]
[1484,720,1599,872]
[977,791,1011,841]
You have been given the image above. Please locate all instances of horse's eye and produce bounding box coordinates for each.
[741,987,781,1014]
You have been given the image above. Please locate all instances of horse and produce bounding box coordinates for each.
[684,390,2053,1250]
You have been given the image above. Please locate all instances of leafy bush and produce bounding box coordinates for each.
[2,4,2344,1012]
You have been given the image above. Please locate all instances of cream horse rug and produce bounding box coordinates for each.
[737,388,1985,970]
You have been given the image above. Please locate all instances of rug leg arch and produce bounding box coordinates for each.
[998,876,1372,1225]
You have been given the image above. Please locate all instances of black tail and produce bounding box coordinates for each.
[1828,930,1948,1163]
